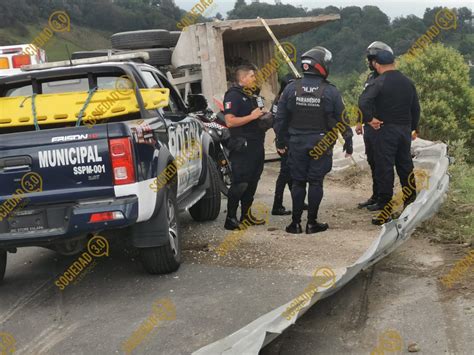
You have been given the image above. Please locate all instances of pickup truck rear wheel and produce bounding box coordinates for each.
[189,158,221,221]
[0,250,6,283]
[140,185,181,274]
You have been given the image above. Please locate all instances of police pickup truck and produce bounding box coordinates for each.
[0,52,221,282]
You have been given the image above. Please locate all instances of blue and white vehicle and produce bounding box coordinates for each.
[0,54,221,282]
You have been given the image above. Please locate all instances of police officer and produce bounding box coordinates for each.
[272,74,293,215]
[356,42,394,210]
[358,44,420,225]
[271,74,308,215]
[275,47,353,234]
[223,64,267,230]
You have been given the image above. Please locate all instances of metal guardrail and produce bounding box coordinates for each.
[193,139,449,354]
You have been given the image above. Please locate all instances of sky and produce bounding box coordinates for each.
[176,0,473,19]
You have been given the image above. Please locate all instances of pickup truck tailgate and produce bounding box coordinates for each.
[0,126,114,205]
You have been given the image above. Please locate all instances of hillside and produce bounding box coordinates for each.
[0,23,111,61]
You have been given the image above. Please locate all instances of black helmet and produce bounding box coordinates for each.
[278,73,295,95]
[301,46,333,78]
[367,41,394,68]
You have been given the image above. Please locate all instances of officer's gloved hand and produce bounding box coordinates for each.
[343,137,353,155]
[275,139,288,156]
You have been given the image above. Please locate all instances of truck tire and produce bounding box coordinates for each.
[189,158,221,221]
[111,30,170,50]
[169,31,181,47]
[140,184,181,274]
[140,48,172,66]
[0,251,6,283]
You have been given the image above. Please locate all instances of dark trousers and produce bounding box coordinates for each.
[273,153,292,208]
[288,134,332,223]
[227,139,265,219]
[374,124,416,203]
[363,124,378,199]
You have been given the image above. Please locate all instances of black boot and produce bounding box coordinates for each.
[372,213,392,225]
[358,196,377,209]
[225,182,248,230]
[241,211,266,225]
[272,206,291,215]
[367,200,388,211]
[286,222,302,234]
[368,193,393,211]
[306,221,329,234]
[371,201,393,225]
[224,217,241,230]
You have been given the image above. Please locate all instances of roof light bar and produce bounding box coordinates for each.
[21,51,150,72]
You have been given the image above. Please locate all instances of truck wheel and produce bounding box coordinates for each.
[140,185,181,274]
[0,250,6,283]
[169,31,181,47]
[189,158,221,221]
[111,30,170,50]
[139,48,172,66]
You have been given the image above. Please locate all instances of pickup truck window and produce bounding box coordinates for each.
[141,70,180,115]
[4,76,127,97]
[155,73,186,114]
[141,71,161,89]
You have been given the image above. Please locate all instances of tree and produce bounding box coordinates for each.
[392,15,427,34]
[234,0,246,10]
[457,7,473,37]
[397,44,474,154]
[458,38,474,56]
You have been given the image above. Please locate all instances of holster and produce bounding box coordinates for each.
[228,136,247,153]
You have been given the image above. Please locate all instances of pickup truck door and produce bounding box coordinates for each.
[140,70,201,196]
[154,73,203,190]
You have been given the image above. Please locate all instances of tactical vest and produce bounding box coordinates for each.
[289,80,329,131]
[227,86,265,140]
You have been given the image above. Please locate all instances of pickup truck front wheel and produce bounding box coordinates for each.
[0,250,6,283]
[189,158,221,221]
[140,185,181,274]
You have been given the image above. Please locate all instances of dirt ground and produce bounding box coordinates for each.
[262,233,474,354]
[182,161,381,277]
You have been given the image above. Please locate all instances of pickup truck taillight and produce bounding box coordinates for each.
[109,138,136,185]
[12,54,31,68]
[89,211,125,223]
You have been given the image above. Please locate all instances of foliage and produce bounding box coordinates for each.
[397,44,473,156]
[0,0,187,33]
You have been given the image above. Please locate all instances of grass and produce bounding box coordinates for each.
[0,23,111,61]
[417,162,474,245]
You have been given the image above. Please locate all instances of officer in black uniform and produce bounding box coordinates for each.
[223,64,267,230]
[358,45,420,225]
[272,74,293,215]
[271,74,308,216]
[357,42,394,210]
[275,47,353,234]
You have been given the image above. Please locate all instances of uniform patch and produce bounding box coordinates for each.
[225,102,232,109]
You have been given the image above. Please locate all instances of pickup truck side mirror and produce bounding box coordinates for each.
[187,94,208,113]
